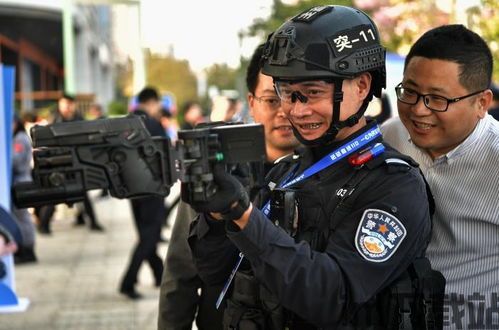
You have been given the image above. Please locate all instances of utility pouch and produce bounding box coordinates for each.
[408,257,446,330]
[373,257,445,330]
[269,188,296,235]
[224,271,266,330]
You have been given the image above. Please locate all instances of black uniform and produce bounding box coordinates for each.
[120,109,166,293]
[188,122,432,329]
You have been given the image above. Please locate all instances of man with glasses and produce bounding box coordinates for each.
[158,44,298,330]
[183,6,436,329]
[382,24,499,329]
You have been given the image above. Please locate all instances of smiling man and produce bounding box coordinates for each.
[158,44,299,330]
[184,6,436,329]
[247,48,298,163]
[382,25,499,329]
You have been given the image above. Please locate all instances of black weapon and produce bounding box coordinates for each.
[12,116,266,208]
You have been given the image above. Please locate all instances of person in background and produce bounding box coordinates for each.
[35,94,104,233]
[209,95,243,123]
[86,103,109,198]
[11,114,37,264]
[86,103,106,120]
[180,101,204,129]
[159,107,179,232]
[0,206,22,283]
[160,107,178,143]
[0,229,18,258]
[382,24,499,329]
[157,44,299,330]
[119,86,166,299]
[0,206,22,257]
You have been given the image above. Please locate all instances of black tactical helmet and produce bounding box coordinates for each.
[261,5,386,145]
[262,5,386,97]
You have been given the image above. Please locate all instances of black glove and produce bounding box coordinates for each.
[181,164,250,220]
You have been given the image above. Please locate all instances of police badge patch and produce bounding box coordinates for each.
[355,209,406,263]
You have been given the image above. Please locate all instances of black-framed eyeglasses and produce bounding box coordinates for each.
[252,94,281,111]
[395,83,485,112]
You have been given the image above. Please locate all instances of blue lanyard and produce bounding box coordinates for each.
[261,124,382,216]
[216,125,383,309]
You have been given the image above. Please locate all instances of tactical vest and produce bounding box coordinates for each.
[223,148,445,330]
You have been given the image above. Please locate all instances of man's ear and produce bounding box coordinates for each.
[356,72,372,100]
[247,92,255,118]
[478,89,493,118]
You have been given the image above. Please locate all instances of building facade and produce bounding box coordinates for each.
[0,0,115,114]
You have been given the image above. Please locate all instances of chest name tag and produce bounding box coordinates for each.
[355,209,406,263]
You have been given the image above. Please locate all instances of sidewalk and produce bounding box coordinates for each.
[0,194,174,330]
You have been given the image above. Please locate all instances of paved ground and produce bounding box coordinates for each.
[0,192,178,330]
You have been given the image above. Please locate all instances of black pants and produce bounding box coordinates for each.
[77,195,100,226]
[36,204,55,232]
[36,194,99,230]
[120,196,165,290]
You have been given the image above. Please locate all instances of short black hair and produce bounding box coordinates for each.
[246,44,265,94]
[61,93,75,102]
[13,113,26,135]
[405,24,493,91]
[182,101,199,115]
[138,86,160,103]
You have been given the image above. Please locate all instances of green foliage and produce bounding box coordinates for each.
[244,0,353,40]
[107,100,127,116]
[205,63,239,91]
[468,0,499,81]
[240,0,499,82]
[145,50,199,110]
[358,0,499,82]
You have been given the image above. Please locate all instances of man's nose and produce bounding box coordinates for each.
[289,100,312,118]
[411,96,433,116]
[276,107,287,118]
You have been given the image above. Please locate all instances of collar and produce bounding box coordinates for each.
[408,117,489,165]
[446,116,489,162]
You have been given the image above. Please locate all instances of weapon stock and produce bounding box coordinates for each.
[12,116,265,208]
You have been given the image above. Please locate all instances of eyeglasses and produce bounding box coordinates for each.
[274,80,333,105]
[252,95,281,111]
[395,83,484,112]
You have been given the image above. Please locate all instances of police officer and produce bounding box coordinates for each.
[184,5,433,329]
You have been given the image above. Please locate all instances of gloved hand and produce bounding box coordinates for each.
[181,163,250,220]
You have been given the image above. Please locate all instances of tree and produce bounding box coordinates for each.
[145,50,198,111]
[243,0,353,41]
[354,0,499,80]
[467,0,499,81]
[117,50,199,115]
[204,63,239,91]
[239,0,498,81]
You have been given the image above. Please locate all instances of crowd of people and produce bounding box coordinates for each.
[4,3,499,330]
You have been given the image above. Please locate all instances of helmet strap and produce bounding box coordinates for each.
[328,77,374,135]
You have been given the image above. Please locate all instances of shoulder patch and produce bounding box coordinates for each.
[355,209,406,263]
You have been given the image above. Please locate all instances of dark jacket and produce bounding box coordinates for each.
[133,109,166,138]
[158,162,276,330]
[188,122,432,329]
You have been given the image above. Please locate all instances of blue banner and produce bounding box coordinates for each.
[0,64,15,210]
[0,64,29,312]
